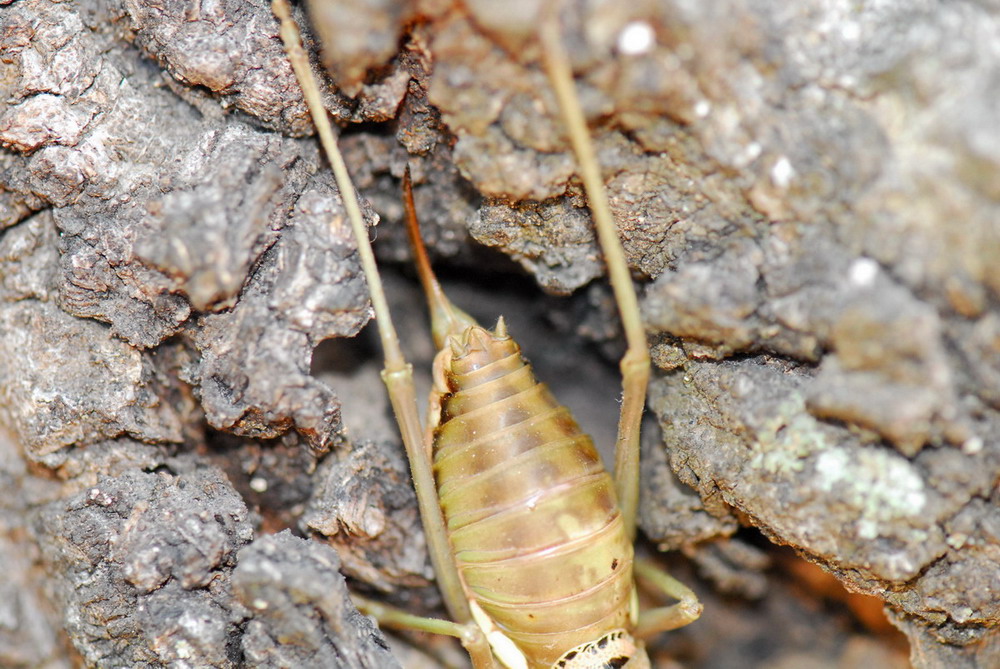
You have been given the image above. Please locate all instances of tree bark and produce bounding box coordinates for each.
[1,0,997,667]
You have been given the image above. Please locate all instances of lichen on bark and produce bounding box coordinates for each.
[1,0,998,667]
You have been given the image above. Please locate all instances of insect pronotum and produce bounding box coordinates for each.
[272,2,703,667]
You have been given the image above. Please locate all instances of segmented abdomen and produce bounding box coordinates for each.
[433,327,634,668]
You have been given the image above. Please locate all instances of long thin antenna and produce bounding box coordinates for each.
[271,0,474,627]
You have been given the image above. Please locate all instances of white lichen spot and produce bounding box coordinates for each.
[617,21,655,55]
[814,446,927,531]
[838,74,858,88]
[770,155,795,188]
[753,449,806,475]
[848,257,879,287]
[694,99,711,118]
[840,21,861,41]
[249,476,268,493]
[815,449,848,482]
[252,598,269,610]
[749,400,831,475]
[953,606,974,623]
[732,375,756,398]
[174,640,193,659]
[947,533,968,549]
[857,518,878,540]
[744,141,762,162]
[881,551,918,580]
[962,436,984,455]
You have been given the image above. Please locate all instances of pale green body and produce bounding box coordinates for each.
[428,325,638,667]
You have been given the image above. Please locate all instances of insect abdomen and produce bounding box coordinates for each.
[433,326,634,667]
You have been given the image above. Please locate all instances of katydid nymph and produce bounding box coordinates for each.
[272,2,702,666]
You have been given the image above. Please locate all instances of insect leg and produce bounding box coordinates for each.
[632,558,704,638]
[353,594,469,639]
[540,11,702,635]
[271,2,493,666]
[353,595,497,668]
[538,9,649,543]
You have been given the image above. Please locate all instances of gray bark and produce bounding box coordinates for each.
[1,0,997,667]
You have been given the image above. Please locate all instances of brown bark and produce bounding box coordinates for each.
[1,0,997,667]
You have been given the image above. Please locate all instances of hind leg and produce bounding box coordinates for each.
[537,8,649,545]
[632,558,704,638]
[272,2,493,666]
[538,3,701,630]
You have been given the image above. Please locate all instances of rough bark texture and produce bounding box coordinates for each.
[1,0,997,667]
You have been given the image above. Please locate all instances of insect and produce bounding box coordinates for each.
[272,2,702,667]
